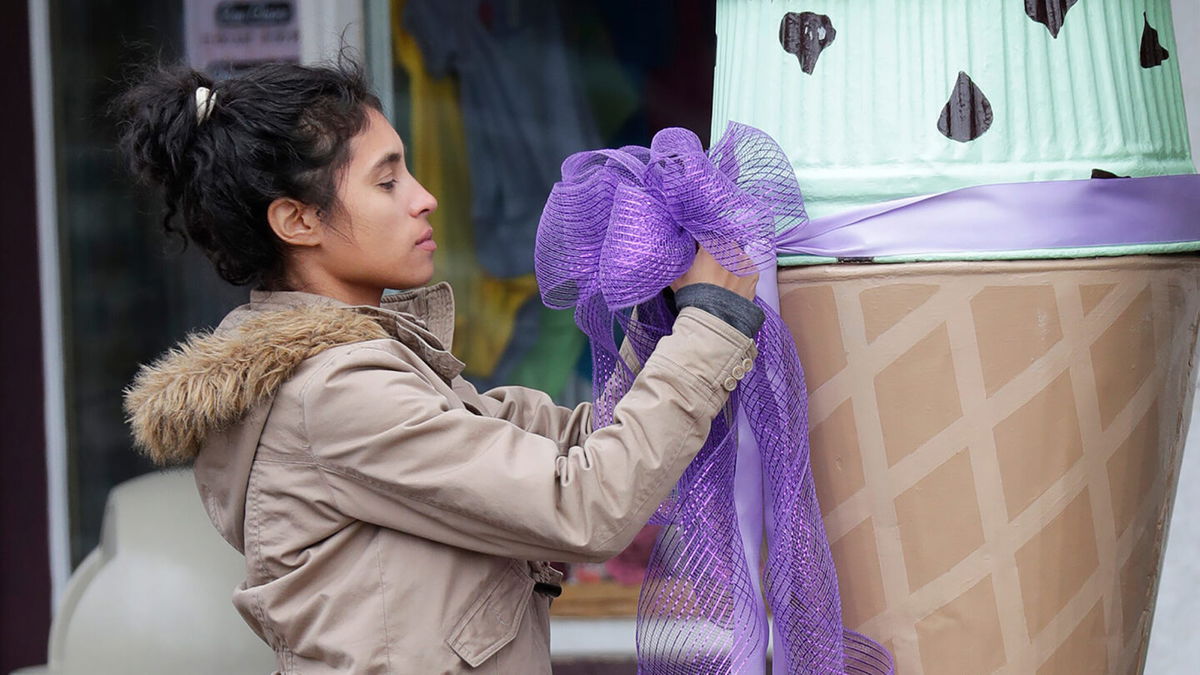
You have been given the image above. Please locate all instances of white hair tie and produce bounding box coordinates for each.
[194,86,218,126]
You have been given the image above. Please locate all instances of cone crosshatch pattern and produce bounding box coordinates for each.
[778,257,1200,675]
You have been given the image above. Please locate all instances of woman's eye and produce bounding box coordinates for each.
[379,179,397,191]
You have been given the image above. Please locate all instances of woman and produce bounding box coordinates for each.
[118,59,762,674]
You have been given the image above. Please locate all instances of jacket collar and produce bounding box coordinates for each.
[246,281,456,347]
[245,282,463,382]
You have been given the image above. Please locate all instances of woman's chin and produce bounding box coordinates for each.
[395,266,435,290]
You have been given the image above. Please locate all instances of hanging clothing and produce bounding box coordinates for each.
[404,0,602,278]
[392,0,541,377]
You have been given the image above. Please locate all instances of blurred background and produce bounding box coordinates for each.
[1,1,1197,673]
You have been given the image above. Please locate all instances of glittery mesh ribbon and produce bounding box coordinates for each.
[536,122,894,674]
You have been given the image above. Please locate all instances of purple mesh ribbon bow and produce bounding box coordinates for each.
[536,122,893,674]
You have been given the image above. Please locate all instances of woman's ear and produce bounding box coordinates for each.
[267,197,323,247]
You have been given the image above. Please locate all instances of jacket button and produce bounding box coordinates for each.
[732,365,746,379]
[723,377,738,391]
[742,358,755,371]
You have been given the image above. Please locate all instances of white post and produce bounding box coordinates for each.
[28,0,71,609]
[297,0,366,65]
[362,0,395,123]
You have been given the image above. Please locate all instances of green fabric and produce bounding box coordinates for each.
[506,306,587,400]
[713,0,1194,220]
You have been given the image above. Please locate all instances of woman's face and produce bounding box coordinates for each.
[319,108,439,300]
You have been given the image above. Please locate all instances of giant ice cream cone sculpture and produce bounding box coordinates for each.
[713,1,1200,672]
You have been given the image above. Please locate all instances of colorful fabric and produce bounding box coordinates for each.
[392,0,540,377]
[404,0,601,278]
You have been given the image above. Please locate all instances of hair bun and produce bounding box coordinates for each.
[112,58,380,289]
[113,65,214,188]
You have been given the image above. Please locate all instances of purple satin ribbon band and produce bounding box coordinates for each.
[780,173,1200,259]
[536,122,893,674]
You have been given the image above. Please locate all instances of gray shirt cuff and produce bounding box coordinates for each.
[671,283,765,338]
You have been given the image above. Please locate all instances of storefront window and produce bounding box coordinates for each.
[51,0,716,625]
[50,0,249,566]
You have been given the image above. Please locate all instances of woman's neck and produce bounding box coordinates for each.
[276,271,383,307]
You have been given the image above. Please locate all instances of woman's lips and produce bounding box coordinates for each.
[416,229,437,251]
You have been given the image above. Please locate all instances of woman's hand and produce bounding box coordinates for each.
[670,246,759,300]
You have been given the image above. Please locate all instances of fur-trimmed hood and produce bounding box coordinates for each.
[123,284,460,553]
[124,283,460,465]
[124,305,390,465]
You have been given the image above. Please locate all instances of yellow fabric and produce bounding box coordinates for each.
[392,0,539,376]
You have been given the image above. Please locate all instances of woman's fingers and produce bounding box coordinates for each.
[671,247,759,300]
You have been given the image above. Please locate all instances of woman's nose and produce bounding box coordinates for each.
[413,179,438,216]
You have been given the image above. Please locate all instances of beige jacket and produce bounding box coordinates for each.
[125,283,757,674]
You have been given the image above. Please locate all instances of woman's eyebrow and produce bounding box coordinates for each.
[370,151,403,174]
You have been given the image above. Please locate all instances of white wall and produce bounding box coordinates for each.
[1175,0,1200,163]
[1146,4,1199,673]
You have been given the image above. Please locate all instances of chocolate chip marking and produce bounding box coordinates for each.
[938,71,994,143]
[779,12,836,75]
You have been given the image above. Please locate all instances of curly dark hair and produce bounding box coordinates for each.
[113,56,382,288]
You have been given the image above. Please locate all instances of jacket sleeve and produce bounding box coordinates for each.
[456,383,595,451]
[302,307,758,563]
[456,321,650,450]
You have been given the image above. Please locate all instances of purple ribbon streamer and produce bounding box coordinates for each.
[536,122,893,674]
[779,174,1200,258]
